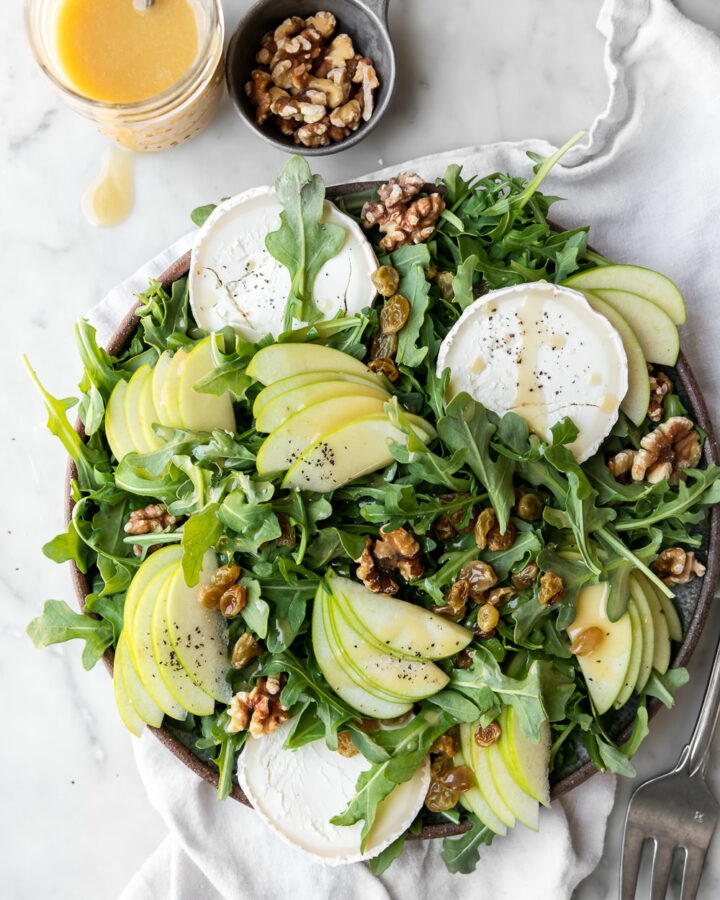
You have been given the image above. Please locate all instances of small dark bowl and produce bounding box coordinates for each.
[226,0,396,156]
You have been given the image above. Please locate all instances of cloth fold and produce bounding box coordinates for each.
[104,0,720,895]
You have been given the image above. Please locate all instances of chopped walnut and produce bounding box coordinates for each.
[632,416,702,484]
[355,527,423,594]
[647,366,673,422]
[246,14,379,145]
[653,547,706,586]
[539,572,564,606]
[431,494,475,541]
[124,503,179,557]
[361,173,445,252]
[227,675,289,737]
[608,449,635,482]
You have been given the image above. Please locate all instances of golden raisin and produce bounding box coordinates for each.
[441,765,474,793]
[425,261,438,280]
[453,648,474,669]
[484,586,515,607]
[367,358,399,381]
[198,584,224,609]
[425,762,474,812]
[219,584,247,617]
[570,626,604,656]
[516,493,543,521]
[337,731,358,757]
[430,731,459,757]
[474,507,496,550]
[380,294,410,334]
[477,603,499,633]
[458,561,498,600]
[487,520,516,552]
[231,632,262,669]
[371,265,400,297]
[275,514,296,548]
[511,562,539,590]
[212,563,242,588]
[425,780,458,812]
[431,513,457,542]
[474,721,501,747]
[370,331,398,360]
[436,270,454,301]
[433,579,469,620]
[539,572,564,606]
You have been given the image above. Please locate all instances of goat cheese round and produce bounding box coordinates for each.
[189,186,378,341]
[437,282,629,461]
[238,720,430,865]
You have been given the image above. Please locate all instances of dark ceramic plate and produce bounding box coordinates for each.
[65,182,720,842]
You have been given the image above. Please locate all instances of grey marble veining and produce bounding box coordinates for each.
[2,0,719,897]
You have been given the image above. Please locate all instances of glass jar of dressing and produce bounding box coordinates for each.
[25,0,224,152]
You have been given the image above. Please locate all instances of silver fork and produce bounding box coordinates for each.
[620,638,720,900]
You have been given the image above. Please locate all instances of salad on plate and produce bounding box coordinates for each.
[27,136,720,873]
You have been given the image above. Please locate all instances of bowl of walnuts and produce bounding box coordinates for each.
[226,0,396,155]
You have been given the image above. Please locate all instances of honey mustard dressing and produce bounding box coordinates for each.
[82,145,135,227]
[511,290,550,438]
[56,0,199,103]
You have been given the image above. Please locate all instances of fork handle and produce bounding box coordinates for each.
[685,629,720,776]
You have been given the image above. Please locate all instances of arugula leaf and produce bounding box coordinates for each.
[191,203,217,227]
[42,522,91,574]
[438,394,515,533]
[450,254,478,311]
[613,466,720,532]
[181,503,223,586]
[440,814,494,874]
[27,600,113,670]
[239,577,269,638]
[643,667,690,707]
[620,702,649,757]
[265,156,346,330]
[369,834,407,875]
[393,261,431,367]
[218,492,281,553]
[136,278,192,355]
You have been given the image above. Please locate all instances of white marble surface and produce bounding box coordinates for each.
[2,0,719,897]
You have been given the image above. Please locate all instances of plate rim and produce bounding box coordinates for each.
[63,183,720,842]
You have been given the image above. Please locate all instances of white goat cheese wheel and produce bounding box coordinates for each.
[436,281,629,461]
[189,186,377,341]
[238,720,430,865]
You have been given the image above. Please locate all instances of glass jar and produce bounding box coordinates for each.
[25,0,225,152]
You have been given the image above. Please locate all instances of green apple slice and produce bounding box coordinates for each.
[632,574,670,675]
[151,351,173,425]
[328,573,472,660]
[580,291,650,424]
[105,380,135,461]
[461,723,515,828]
[130,567,187,720]
[563,265,686,324]
[257,396,388,475]
[584,289,678,365]
[160,348,189,428]
[113,646,145,737]
[123,545,184,634]
[328,596,449,701]
[137,367,164,452]
[455,752,508,836]
[631,584,655,693]
[253,370,385,418]
[247,343,375,385]
[486,741,539,830]
[311,592,413,718]
[165,552,232,704]
[643,577,682,643]
[614,599,644,709]
[116,631,164,727]
[256,380,389,434]
[177,338,235,433]
[123,364,154,453]
[151,570,216,715]
[567,582,632,714]
[282,413,433,492]
[498,707,550,805]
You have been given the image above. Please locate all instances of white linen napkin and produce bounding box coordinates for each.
[97,0,720,895]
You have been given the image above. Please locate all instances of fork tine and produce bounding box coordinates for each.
[681,846,708,900]
[650,840,676,900]
[621,823,646,900]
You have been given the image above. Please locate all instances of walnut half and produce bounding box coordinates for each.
[355,527,423,594]
[227,675,289,737]
[653,547,706,586]
[361,173,445,251]
[631,416,702,484]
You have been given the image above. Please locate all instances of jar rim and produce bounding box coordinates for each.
[24,0,224,114]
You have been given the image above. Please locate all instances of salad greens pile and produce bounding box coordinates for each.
[27,147,719,875]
